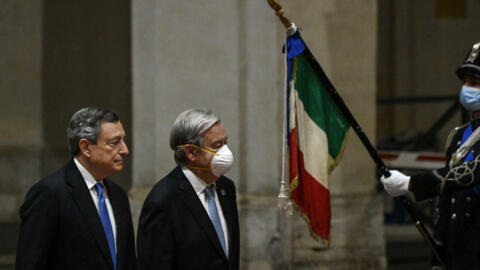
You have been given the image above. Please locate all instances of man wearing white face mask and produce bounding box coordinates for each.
[381,42,480,270]
[137,108,239,270]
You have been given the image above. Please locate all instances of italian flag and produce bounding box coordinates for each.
[287,31,350,242]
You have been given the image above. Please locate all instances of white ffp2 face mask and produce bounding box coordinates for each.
[210,145,234,177]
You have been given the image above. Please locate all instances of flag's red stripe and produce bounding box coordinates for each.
[289,128,331,240]
[289,127,299,181]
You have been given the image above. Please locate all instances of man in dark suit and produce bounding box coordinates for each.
[137,108,239,270]
[15,107,137,270]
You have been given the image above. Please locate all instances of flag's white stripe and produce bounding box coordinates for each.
[290,83,329,189]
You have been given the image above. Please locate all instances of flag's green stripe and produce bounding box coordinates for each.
[293,53,350,158]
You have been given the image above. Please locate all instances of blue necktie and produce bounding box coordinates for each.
[204,185,227,255]
[95,183,117,270]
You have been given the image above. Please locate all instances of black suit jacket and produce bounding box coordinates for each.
[15,159,137,270]
[137,166,239,270]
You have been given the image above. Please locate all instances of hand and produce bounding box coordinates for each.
[380,170,410,196]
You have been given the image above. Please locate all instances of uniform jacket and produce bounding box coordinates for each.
[137,166,240,270]
[15,159,137,270]
[433,120,480,269]
[409,119,480,269]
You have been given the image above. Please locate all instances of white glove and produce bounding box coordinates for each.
[380,170,410,196]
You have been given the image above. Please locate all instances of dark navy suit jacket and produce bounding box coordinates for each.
[15,159,137,270]
[137,166,239,270]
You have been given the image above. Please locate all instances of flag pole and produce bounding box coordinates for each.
[266,0,293,29]
[267,1,445,267]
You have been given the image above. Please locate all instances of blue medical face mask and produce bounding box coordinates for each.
[460,85,480,111]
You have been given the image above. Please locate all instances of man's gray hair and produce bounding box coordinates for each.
[170,108,220,165]
[67,107,119,156]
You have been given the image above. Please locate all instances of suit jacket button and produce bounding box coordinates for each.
[467,196,472,201]
[466,212,471,217]
[451,198,455,204]
[451,213,456,220]
[457,141,461,145]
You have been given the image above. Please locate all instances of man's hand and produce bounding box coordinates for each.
[380,170,411,196]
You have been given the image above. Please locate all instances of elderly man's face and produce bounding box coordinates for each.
[87,121,129,179]
[192,123,228,182]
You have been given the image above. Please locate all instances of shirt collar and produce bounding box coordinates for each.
[181,166,214,195]
[74,158,102,190]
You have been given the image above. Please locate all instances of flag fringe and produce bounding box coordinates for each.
[327,131,350,174]
[290,175,299,191]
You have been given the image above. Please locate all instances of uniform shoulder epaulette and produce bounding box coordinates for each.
[445,122,469,151]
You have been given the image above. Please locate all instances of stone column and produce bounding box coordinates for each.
[0,1,43,265]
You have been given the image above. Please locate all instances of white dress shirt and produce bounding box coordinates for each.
[74,158,117,251]
[182,166,229,255]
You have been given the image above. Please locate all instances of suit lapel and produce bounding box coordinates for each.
[174,167,228,260]
[216,178,235,258]
[65,160,114,269]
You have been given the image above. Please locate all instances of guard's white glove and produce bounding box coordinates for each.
[380,170,410,196]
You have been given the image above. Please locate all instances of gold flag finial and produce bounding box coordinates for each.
[266,0,293,29]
